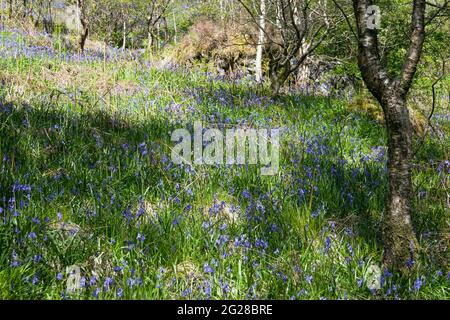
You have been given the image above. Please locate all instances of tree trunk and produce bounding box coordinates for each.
[156,23,160,51]
[270,74,281,96]
[8,0,13,19]
[148,31,153,51]
[172,10,177,43]
[77,0,89,53]
[268,56,290,97]
[219,0,224,22]
[79,22,88,52]
[255,0,265,83]
[147,21,154,52]
[382,94,418,270]
[162,17,168,45]
[270,66,289,97]
[122,21,126,50]
[352,0,426,271]
[275,1,282,28]
[43,1,54,35]
[297,42,311,86]
[22,0,26,17]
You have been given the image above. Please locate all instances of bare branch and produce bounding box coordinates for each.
[331,0,357,39]
[398,0,426,97]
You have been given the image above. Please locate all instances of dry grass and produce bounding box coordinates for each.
[173,19,255,72]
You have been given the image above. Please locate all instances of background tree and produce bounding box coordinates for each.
[239,0,333,96]
[255,0,266,82]
[77,0,89,52]
[140,0,172,52]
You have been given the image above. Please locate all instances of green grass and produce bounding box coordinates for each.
[0,27,449,300]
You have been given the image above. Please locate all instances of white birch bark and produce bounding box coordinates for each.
[255,0,266,82]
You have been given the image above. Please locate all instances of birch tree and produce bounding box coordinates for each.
[239,0,332,96]
[142,0,171,52]
[255,0,266,82]
[351,0,427,270]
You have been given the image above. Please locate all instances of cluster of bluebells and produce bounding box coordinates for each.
[185,86,274,111]
[286,115,387,212]
[0,27,142,64]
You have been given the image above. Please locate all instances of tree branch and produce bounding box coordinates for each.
[398,0,426,97]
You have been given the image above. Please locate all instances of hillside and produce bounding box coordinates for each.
[0,25,449,300]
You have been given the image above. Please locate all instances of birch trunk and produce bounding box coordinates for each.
[122,21,126,50]
[352,0,426,270]
[255,0,266,82]
[382,93,418,269]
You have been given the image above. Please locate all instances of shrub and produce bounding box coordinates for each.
[173,19,255,75]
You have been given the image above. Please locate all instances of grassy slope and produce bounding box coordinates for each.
[0,28,449,300]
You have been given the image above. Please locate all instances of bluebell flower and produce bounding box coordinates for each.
[413,277,423,292]
[324,237,331,254]
[182,288,192,297]
[215,234,229,248]
[80,277,86,288]
[12,182,32,193]
[202,221,211,229]
[347,243,354,257]
[137,233,145,242]
[219,279,230,294]
[104,277,113,291]
[11,250,20,267]
[127,277,135,288]
[203,263,215,274]
[357,278,363,287]
[203,280,212,299]
[255,238,268,251]
[138,142,148,156]
[311,208,321,218]
[256,202,265,213]
[406,258,415,268]
[89,276,97,286]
